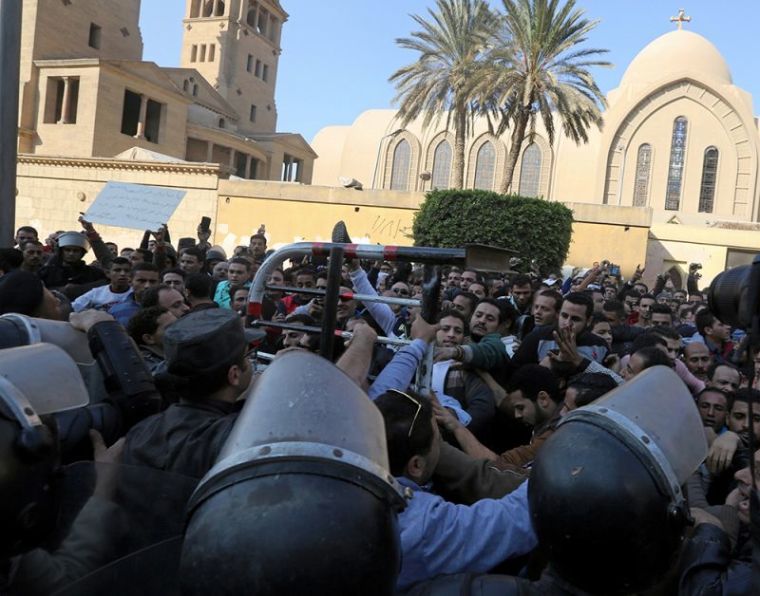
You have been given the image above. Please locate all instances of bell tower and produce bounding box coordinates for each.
[181,0,286,134]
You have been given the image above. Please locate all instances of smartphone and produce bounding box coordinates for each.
[609,265,621,277]
[200,216,211,233]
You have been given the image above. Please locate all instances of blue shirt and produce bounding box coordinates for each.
[395,477,537,591]
[108,296,140,327]
[369,339,472,426]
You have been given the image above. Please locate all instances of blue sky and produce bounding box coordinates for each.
[140,1,760,142]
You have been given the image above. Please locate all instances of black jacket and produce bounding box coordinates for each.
[122,399,241,479]
[38,259,106,297]
[678,523,753,595]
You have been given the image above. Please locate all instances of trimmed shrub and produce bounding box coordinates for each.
[413,189,573,274]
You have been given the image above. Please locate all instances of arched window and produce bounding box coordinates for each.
[431,141,452,189]
[698,146,719,213]
[390,140,411,191]
[632,143,652,206]
[202,0,214,17]
[214,1,225,16]
[665,116,688,210]
[518,143,542,197]
[182,80,189,92]
[473,142,495,190]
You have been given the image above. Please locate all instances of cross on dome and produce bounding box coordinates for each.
[670,8,692,30]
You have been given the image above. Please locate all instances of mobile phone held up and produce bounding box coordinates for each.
[200,216,211,234]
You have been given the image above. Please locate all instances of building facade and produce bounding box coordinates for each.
[12,11,760,289]
[16,0,315,182]
[311,28,760,282]
[313,29,760,223]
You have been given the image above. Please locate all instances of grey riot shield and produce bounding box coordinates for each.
[181,350,406,596]
[0,314,108,403]
[529,366,708,595]
[3,461,197,596]
[0,344,89,415]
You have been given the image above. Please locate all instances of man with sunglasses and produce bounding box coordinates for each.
[374,390,536,591]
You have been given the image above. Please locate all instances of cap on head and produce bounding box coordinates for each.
[164,309,246,376]
[206,247,227,262]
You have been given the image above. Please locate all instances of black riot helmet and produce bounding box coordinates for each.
[0,344,89,557]
[180,350,407,596]
[529,366,707,595]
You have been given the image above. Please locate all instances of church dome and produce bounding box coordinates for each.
[620,30,732,88]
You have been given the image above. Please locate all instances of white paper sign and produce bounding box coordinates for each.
[84,182,187,231]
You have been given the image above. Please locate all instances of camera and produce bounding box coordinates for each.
[708,255,760,329]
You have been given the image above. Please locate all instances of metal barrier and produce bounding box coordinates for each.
[247,241,513,320]
[246,241,514,382]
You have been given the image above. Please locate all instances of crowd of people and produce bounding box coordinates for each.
[0,219,756,594]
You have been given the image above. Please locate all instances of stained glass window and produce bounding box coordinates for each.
[473,142,495,190]
[390,139,411,191]
[431,141,452,189]
[698,147,719,213]
[665,117,688,210]
[518,143,542,197]
[632,144,652,206]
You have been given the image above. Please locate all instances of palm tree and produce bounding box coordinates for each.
[389,0,498,189]
[482,0,610,194]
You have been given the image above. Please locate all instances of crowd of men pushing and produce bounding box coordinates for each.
[0,220,755,593]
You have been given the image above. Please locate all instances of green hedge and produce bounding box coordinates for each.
[413,189,573,274]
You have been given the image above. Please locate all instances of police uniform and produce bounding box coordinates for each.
[121,309,247,479]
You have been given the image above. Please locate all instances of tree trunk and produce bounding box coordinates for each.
[451,107,467,189]
[499,108,530,194]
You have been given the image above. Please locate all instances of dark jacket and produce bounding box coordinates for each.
[442,368,495,441]
[405,568,595,595]
[495,411,561,471]
[512,325,609,367]
[38,259,107,298]
[610,323,644,355]
[433,442,526,506]
[122,399,241,479]
[678,523,752,595]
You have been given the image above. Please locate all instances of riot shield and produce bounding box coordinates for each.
[4,461,196,596]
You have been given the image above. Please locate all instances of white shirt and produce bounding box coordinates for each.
[72,286,133,312]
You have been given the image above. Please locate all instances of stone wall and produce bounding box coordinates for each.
[17,157,753,287]
[15,155,221,253]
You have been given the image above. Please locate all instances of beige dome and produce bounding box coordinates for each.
[620,30,732,88]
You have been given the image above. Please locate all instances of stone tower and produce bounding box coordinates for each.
[18,0,144,153]
[181,0,286,135]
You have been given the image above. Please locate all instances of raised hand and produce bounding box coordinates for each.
[550,327,583,367]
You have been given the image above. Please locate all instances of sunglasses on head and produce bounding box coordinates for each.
[388,389,422,438]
